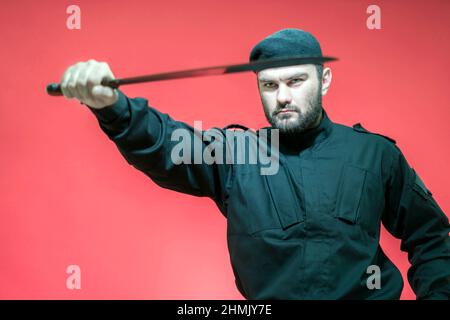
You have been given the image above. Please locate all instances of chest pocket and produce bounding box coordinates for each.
[263,162,305,232]
[335,164,384,237]
[228,160,304,236]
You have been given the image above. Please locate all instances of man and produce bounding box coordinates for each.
[60,29,450,299]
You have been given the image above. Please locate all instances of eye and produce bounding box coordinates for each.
[289,78,304,85]
[263,82,277,89]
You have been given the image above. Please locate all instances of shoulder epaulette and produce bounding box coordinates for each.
[352,123,396,144]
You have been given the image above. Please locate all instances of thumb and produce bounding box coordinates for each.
[92,85,116,99]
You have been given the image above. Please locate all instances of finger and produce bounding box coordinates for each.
[78,63,98,102]
[60,66,75,98]
[92,84,116,104]
[91,64,116,101]
[104,62,116,80]
[75,63,92,102]
[96,61,115,80]
[68,64,83,100]
[85,64,104,101]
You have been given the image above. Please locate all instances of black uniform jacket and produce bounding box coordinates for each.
[89,90,450,299]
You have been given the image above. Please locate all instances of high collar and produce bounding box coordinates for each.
[278,108,333,153]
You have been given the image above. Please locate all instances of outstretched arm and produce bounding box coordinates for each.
[60,60,234,214]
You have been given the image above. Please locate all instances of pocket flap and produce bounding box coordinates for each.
[335,164,367,224]
[264,161,303,229]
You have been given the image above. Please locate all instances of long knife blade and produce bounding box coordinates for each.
[47,56,337,96]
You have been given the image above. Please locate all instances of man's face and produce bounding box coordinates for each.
[257,64,323,134]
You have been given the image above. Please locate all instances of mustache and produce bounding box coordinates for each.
[273,105,298,115]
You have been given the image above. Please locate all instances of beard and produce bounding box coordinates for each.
[264,86,323,135]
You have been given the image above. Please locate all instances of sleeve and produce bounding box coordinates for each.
[382,146,450,300]
[88,90,234,214]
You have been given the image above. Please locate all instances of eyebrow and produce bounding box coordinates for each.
[258,72,308,82]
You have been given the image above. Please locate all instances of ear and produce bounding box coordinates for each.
[321,67,332,96]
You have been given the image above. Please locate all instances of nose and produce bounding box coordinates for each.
[276,83,292,106]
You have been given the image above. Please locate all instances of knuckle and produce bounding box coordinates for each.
[100,62,110,70]
[79,70,88,81]
[76,62,87,70]
[65,66,74,74]
[62,69,73,80]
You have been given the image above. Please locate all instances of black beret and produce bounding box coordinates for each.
[249,28,325,64]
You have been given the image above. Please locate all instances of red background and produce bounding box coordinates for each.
[0,0,449,299]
